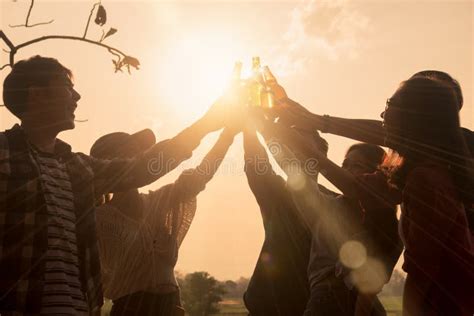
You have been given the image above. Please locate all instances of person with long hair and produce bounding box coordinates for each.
[380,76,474,315]
[268,70,474,234]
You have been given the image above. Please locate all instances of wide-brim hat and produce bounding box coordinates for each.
[90,129,156,159]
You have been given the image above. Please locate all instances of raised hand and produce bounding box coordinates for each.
[262,66,288,103]
[201,80,248,133]
[271,99,317,133]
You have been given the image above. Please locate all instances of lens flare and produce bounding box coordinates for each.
[339,240,367,269]
[350,257,388,294]
[287,172,306,191]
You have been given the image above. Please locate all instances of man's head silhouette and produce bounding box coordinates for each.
[3,55,80,133]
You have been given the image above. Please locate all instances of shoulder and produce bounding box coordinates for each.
[461,127,474,155]
[461,127,474,142]
[69,152,95,172]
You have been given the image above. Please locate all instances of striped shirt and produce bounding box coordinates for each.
[32,149,88,315]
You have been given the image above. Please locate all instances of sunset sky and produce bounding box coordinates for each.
[1,0,473,281]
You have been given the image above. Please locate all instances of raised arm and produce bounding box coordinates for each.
[170,127,238,201]
[243,128,274,181]
[243,127,292,225]
[274,98,386,146]
[83,98,236,196]
[257,116,360,198]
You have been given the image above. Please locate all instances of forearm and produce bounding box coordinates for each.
[196,128,235,182]
[169,130,235,201]
[281,98,385,145]
[305,147,359,198]
[259,119,358,197]
[243,130,273,176]
[90,118,213,194]
[243,130,284,201]
[142,118,212,179]
[321,115,385,146]
[170,118,212,155]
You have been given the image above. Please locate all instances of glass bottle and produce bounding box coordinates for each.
[249,57,264,107]
[262,66,287,104]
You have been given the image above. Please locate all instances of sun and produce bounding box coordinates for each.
[157,30,252,120]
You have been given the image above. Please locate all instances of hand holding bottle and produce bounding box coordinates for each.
[262,66,288,104]
[201,62,248,132]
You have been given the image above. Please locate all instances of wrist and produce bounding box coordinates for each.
[316,114,330,133]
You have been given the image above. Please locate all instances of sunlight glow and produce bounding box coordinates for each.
[158,31,248,120]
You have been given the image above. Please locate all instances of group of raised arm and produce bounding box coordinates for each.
[1,55,473,316]
[243,70,474,316]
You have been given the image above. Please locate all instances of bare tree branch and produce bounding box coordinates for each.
[0,31,17,66]
[16,34,128,59]
[1,2,139,74]
[83,2,101,39]
[9,0,54,28]
[1,31,16,51]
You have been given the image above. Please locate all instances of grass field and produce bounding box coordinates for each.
[212,296,403,316]
[102,296,403,315]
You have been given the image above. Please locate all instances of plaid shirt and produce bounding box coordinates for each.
[0,125,199,315]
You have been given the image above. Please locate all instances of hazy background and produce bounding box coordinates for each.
[1,0,473,280]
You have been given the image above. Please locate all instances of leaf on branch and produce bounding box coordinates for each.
[111,55,140,74]
[103,27,117,41]
[95,5,107,26]
[112,59,121,73]
[123,56,140,70]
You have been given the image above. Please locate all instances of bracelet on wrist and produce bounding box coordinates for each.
[321,114,330,133]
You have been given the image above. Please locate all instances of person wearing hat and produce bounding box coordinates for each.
[91,126,239,316]
[0,55,236,315]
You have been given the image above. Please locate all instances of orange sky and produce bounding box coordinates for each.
[1,0,473,280]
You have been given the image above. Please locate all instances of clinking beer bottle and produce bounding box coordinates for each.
[249,57,264,107]
[261,66,275,109]
[262,66,287,105]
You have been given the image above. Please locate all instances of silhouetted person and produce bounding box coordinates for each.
[381,77,474,315]
[253,115,401,316]
[91,127,237,316]
[0,55,231,315]
[242,125,328,316]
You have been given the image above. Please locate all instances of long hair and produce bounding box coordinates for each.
[410,70,463,109]
[385,77,474,204]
